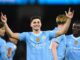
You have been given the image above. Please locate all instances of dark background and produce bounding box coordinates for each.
[0,3,80,60]
[0,5,80,33]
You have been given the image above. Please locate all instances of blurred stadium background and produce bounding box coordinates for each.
[0,0,80,60]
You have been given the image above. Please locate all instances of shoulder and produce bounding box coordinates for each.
[7,42,16,49]
[19,32,30,34]
[0,38,6,44]
[65,34,72,38]
[0,38,7,48]
[19,32,32,36]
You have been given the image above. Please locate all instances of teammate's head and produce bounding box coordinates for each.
[30,16,42,31]
[0,21,5,37]
[56,14,68,25]
[72,21,80,36]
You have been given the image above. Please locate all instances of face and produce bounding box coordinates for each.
[30,18,42,31]
[0,26,5,37]
[72,23,80,34]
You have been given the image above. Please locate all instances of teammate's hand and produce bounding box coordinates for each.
[1,12,7,23]
[65,8,74,19]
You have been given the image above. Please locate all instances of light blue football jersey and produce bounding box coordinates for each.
[7,42,17,60]
[55,35,66,60]
[0,37,8,60]
[51,27,66,60]
[65,34,80,60]
[19,30,57,60]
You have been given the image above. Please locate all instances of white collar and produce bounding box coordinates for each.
[32,31,42,36]
[71,34,80,40]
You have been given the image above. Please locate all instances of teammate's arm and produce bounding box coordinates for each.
[1,12,19,40]
[52,42,58,60]
[56,8,74,37]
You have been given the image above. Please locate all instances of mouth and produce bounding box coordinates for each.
[34,25,40,27]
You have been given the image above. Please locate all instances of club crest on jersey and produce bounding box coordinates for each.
[74,40,78,45]
[36,37,40,42]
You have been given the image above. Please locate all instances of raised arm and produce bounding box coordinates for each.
[56,8,74,37]
[1,12,19,40]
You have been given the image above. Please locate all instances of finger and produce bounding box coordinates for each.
[1,12,4,16]
[72,10,74,15]
[65,11,67,15]
[69,8,71,12]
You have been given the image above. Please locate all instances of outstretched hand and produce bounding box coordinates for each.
[1,12,7,23]
[65,8,74,19]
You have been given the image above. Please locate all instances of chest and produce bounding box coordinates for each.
[66,38,80,49]
[26,34,51,49]
[28,34,49,43]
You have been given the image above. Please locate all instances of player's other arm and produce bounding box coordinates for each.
[7,48,12,58]
[52,42,58,60]
[1,12,19,40]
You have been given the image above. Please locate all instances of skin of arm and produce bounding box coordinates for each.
[7,37,18,58]
[1,13,19,40]
[56,8,74,37]
[52,42,58,60]
[7,48,12,58]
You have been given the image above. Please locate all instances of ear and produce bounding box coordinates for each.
[30,23,32,27]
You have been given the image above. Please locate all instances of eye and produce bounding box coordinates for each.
[37,21,40,24]
[33,22,36,24]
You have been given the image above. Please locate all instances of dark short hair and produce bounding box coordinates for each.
[30,16,41,22]
[0,21,4,28]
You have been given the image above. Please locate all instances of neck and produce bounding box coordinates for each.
[33,29,41,34]
[73,33,80,37]
[57,24,64,28]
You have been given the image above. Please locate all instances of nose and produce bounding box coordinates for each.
[35,22,39,25]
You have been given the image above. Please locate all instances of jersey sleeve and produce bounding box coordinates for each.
[7,42,17,59]
[52,36,61,44]
[58,41,66,60]
[51,35,66,60]
[47,29,57,38]
[57,35,66,60]
[7,42,17,51]
[19,32,28,41]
